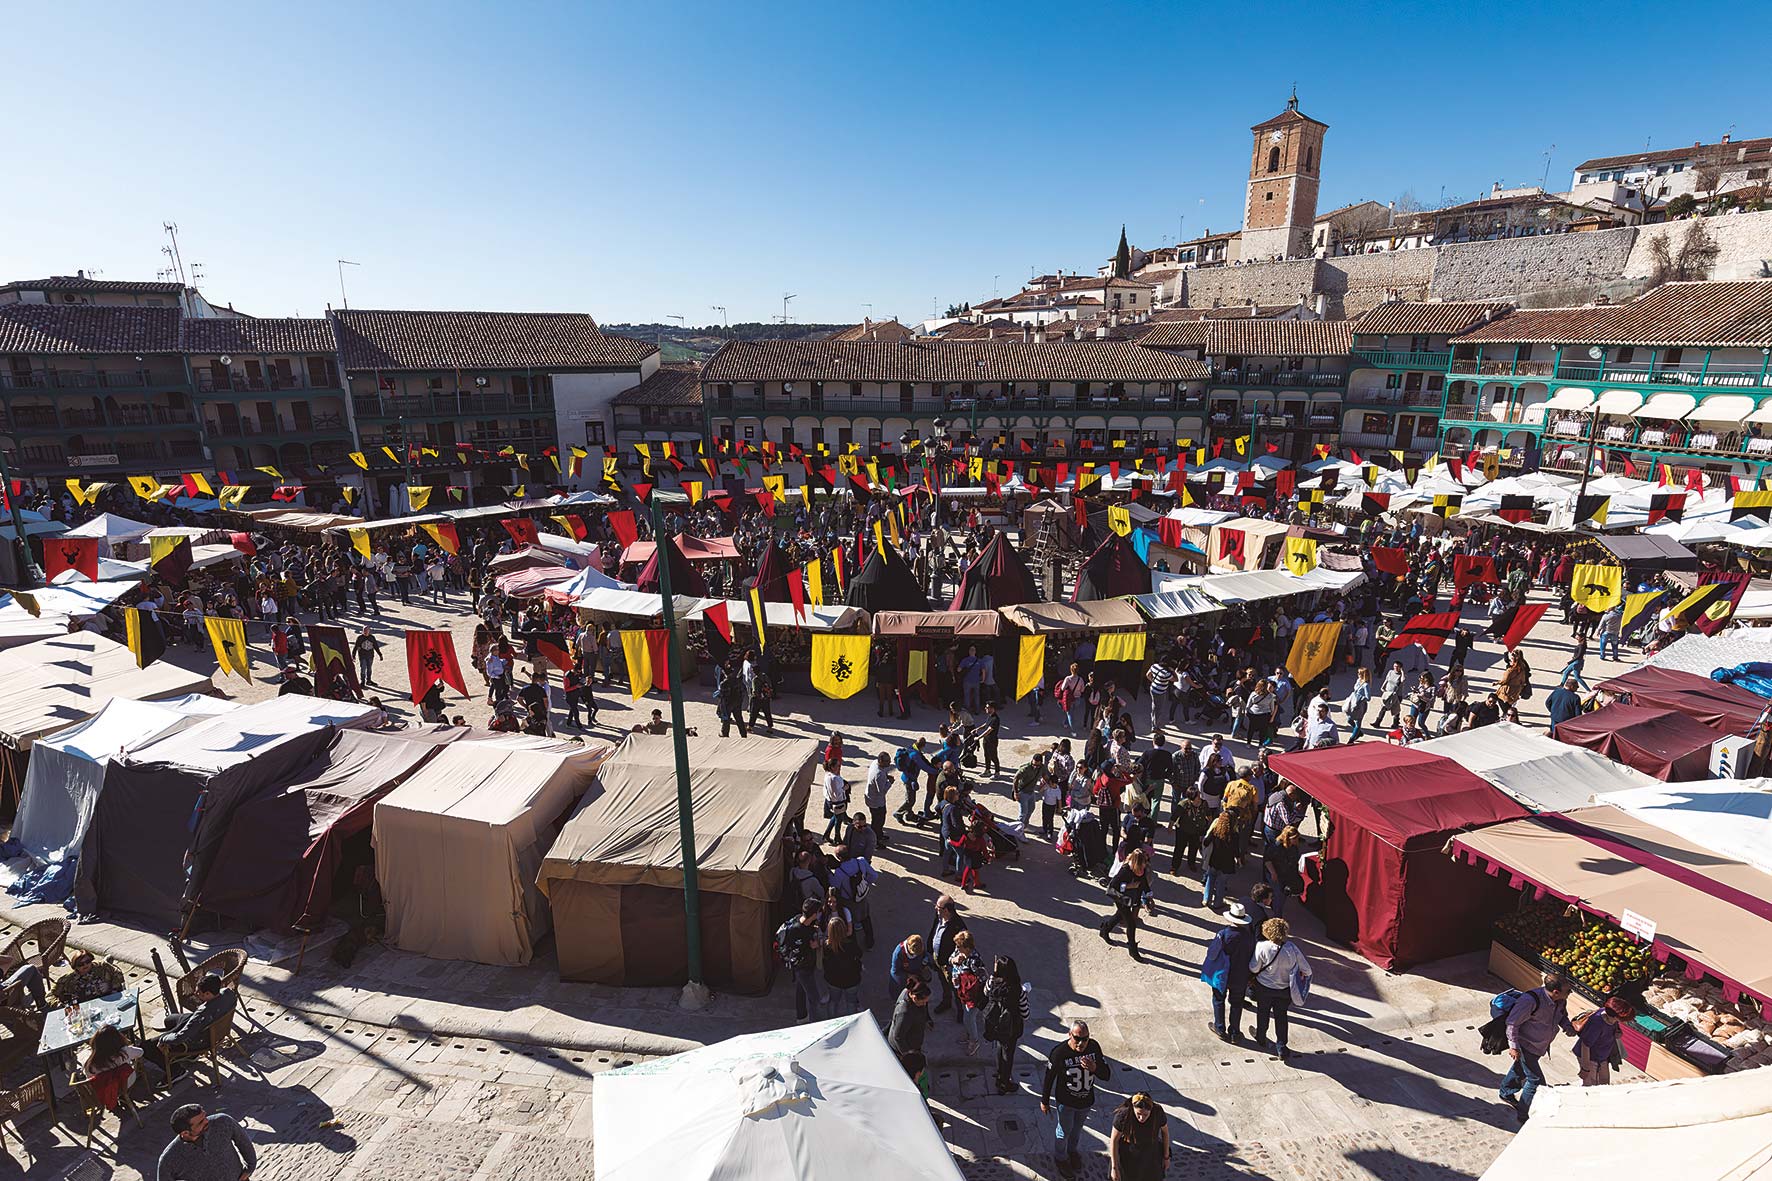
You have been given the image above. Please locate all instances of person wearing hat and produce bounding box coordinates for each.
[1573,997,1635,1086]
[1198,900,1258,1043]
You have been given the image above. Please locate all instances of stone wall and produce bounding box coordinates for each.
[1427,227,1639,303]
[1318,251,1436,318]
[1623,209,1772,281]
[1175,259,1320,313]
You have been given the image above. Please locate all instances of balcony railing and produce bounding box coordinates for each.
[709,392,1208,417]
[2,404,201,431]
[1440,400,1544,427]
[1536,414,1772,463]
[1354,350,1450,370]
[353,392,555,418]
[111,406,198,427]
[0,369,173,391]
[1209,370,1346,389]
[196,372,341,393]
[1551,363,1772,388]
[1342,388,1445,409]
[206,413,349,438]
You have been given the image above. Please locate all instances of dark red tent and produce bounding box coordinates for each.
[949,533,1040,610]
[1553,702,1718,781]
[1597,666,1765,735]
[636,534,708,597]
[1267,744,1529,970]
[843,544,930,614]
[1071,533,1152,602]
[750,542,793,603]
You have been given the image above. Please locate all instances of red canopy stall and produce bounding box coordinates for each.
[1597,667,1766,735]
[1553,703,1719,781]
[1268,744,1529,970]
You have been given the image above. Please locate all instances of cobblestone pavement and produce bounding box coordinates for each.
[0,581,1641,1176]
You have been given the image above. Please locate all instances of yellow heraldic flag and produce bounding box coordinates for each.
[1286,621,1342,688]
[762,474,786,502]
[349,452,369,470]
[1015,634,1046,701]
[906,649,928,687]
[205,616,252,682]
[218,485,250,507]
[1570,563,1623,612]
[127,475,160,501]
[347,527,372,561]
[1621,589,1665,635]
[1284,537,1318,577]
[811,634,872,699]
[620,629,653,700]
[1106,505,1132,537]
[408,485,433,511]
[1095,631,1146,662]
[806,559,824,606]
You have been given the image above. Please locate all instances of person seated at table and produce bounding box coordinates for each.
[75,1024,143,1113]
[52,951,126,1008]
[0,959,47,1014]
[154,974,237,1080]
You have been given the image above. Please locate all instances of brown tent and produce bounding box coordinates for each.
[539,734,819,993]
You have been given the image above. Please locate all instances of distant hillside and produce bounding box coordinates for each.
[603,321,848,361]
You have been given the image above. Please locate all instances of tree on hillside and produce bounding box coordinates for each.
[1646,219,1720,287]
[1113,226,1131,278]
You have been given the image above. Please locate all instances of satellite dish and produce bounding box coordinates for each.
[219,355,233,366]
[1587,346,1604,360]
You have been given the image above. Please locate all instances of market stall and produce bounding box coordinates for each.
[1416,722,1658,813]
[1267,744,1528,970]
[1207,517,1290,572]
[1596,532,1699,574]
[539,734,819,992]
[1553,703,1723,781]
[1597,667,1765,735]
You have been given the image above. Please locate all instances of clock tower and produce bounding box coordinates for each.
[1241,91,1328,261]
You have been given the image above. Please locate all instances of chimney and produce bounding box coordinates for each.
[1314,292,1328,316]
[1722,134,1733,145]
[1021,322,1032,343]
[1073,324,1085,341]
[988,327,996,340]
[1095,323,1109,339]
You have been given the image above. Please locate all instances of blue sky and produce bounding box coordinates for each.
[5,0,1769,327]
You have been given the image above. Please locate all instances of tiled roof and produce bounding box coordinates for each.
[1353,301,1514,337]
[828,319,916,342]
[1434,191,1581,218]
[0,276,183,295]
[613,362,703,406]
[1314,200,1386,223]
[1252,106,1327,131]
[0,305,183,353]
[1575,137,1771,173]
[1136,321,1210,349]
[332,309,656,371]
[1140,319,1352,356]
[701,339,1208,384]
[181,317,337,354]
[1451,282,1772,348]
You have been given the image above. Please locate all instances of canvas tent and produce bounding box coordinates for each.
[593,1014,964,1181]
[540,734,818,992]
[843,545,930,615]
[373,740,613,965]
[1207,517,1289,571]
[0,633,213,753]
[192,728,451,932]
[63,514,155,545]
[634,534,711,597]
[948,533,1040,610]
[749,543,793,603]
[1596,781,1772,878]
[998,599,1143,634]
[1416,722,1658,813]
[71,696,380,924]
[1267,744,1529,970]
[1553,703,1721,781]
[1022,498,1082,548]
[1595,533,1697,572]
[1071,533,1151,602]
[1480,1071,1772,1181]
[1598,666,1765,735]
[871,610,1000,638]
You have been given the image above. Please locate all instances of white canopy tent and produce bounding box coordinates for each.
[1133,587,1226,620]
[693,598,869,633]
[593,1014,964,1181]
[1479,1070,1772,1181]
[1164,565,1366,606]
[0,633,214,751]
[1640,632,1772,678]
[63,514,155,544]
[1416,722,1657,813]
[1597,782,1772,877]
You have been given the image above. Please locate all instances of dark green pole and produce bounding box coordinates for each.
[0,452,38,587]
[648,494,704,990]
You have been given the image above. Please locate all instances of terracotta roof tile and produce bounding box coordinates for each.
[1575,137,1772,173]
[0,305,183,353]
[828,319,916,342]
[613,362,703,407]
[1452,282,1772,349]
[0,276,183,295]
[701,339,1207,384]
[181,317,337,354]
[332,309,656,371]
[1143,319,1351,356]
[1353,301,1514,337]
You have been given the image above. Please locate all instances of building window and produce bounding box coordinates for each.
[1385,373,1402,390]
[1265,192,1274,202]
[1303,147,1314,172]
[586,422,605,446]
[1267,146,1281,173]
[1617,347,1635,365]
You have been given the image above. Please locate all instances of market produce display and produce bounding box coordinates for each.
[1495,903,1653,994]
[1643,975,1772,1072]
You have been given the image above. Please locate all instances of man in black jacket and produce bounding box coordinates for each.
[1040,1020,1111,1178]
[155,974,237,1083]
[928,895,967,1017]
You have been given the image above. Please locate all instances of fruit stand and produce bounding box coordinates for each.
[1451,805,1772,1082]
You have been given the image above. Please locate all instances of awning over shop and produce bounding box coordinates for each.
[1597,781,1772,879]
[1632,391,1697,420]
[1595,389,1645,415]
[619,535,740,564]
[694,598,868,633]
[574,587,712,621]
[1542,387,1595,412]
[1450,804,1772,1006]
[1416,722,1656,813]
[1132,587,1226,621]
[1595,533,1696,569]
[1687,393,1757,424]
[1597,666,1766,734]
[0,633,214,752]
[1553,703,1721,781]
[999,599,1144,634]
[1167,565,1366,605]
[871,610,1001,638]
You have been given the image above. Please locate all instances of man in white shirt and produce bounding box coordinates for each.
[821,767,850,843]
[1303,703,1340,749]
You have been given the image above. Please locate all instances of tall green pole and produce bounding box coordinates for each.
[0,452,38,587]
[647,495,705,995]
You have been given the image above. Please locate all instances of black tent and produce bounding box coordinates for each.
[636,535,709,597]
[1072,533,1152,602]
[844,545,931,614]
[750,542,793,602]
[949,533,1041,610]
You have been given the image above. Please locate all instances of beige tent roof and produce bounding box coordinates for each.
[999,599,1144,634]
[373,739,613,965]
[0,633,214,751]
[871,609,1001,637]
[540,734,818,902]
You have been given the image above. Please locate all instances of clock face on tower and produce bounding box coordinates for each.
[1270,131,1283,143]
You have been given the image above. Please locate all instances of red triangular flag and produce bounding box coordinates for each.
[646,628,672,691]
[702,599,733,643]
[229,532,257,557]
[786,568,807,621]
[607,510,638,549]
[1499,602,1549,651]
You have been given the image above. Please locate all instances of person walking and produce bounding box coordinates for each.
[1199,900,1258,1043]
[821,762,850,844]
[1250,917,1312,1063]
[353,626,382,688]
[1013,752,1046,833]
[1597,601,1624,662]
[980,955,1031,1094]
[864,752,894,848]
[822,913,864,1017]
[1573,997,1634,1086]
[928,895,968,1018]
[157,1104,257,1181]
[1040,1020,1111,1179]
[1200,811,1240,911]
[1099,848,1152,961]
[1146,657,1175,736]
[978,701,1002,777]
[1109,1092,1171,1181]
[1343,667,1372,741]
[1499,971,1576,1122]
[1056,662,1087,736]
[1374,661,1406,730]
[776,898,825,1024]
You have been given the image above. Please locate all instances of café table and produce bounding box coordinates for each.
[35,989,142,1113]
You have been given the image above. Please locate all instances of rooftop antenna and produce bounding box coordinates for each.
[337,259,360,310]
[778,293,797,325]
[863,303,874,321]
[711,305,728,327]
[160,222,189,288]
[667,314,685,328]
[1540,144,1557,189]
[190,263,206,286]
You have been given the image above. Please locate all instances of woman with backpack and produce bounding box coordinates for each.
[947,930,986,1055]
[822,914,864,1017]
[981,955,1031,1094]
